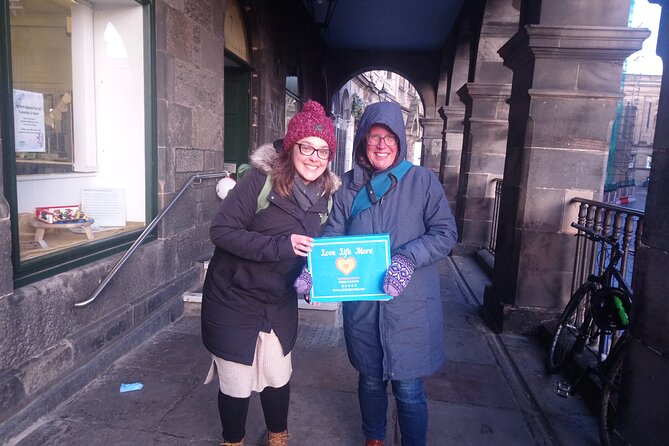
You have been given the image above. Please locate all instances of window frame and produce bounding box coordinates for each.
[0,0,157,287]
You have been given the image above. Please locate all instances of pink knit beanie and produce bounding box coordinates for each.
[283,100,336,160]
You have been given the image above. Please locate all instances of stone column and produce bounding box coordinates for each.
[455,83,512,251]
[438,105,465,205]
[419,118,445,176]
[484,1,651,333]
[617,1,669,443]
[453,0,518,252]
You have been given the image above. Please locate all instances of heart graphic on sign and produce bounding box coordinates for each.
[335,257,357,276]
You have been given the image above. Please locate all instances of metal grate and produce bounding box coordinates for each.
[295,323,343,349]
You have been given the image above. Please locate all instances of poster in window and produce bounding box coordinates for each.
[13,89,46,153]
[81,188,126,227]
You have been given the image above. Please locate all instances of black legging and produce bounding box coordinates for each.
[218,383,290,442]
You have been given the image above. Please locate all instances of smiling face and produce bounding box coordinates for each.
[366,124,399,171]
[292,136,330,184]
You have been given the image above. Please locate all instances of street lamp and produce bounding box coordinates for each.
[379,86,388,101]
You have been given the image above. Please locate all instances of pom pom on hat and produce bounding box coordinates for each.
[283,100,336,160]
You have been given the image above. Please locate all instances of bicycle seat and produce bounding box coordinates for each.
[590,287,632,330]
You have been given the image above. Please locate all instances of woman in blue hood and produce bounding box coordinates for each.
[296,102,457,445]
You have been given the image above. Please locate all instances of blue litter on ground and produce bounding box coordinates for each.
[119,382,144,393]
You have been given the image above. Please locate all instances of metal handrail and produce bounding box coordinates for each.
[75,171,230,307]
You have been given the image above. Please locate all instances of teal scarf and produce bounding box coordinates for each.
[350,160,413,219]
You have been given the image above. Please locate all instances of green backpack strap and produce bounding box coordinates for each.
[256,173,332,224]
[320,197,333,225]
[255,174,273,214]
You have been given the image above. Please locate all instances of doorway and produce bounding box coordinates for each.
[224,64,250,173]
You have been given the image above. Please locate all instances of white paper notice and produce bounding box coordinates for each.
[13,89,46,153]
[81,188,127,227]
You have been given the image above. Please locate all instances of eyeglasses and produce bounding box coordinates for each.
[366,133,398,147]
[297,143,331,160]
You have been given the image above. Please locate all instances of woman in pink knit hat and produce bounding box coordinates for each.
[201,100,340,446]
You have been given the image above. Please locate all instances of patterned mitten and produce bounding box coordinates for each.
[383,254,415,297]
[294,265,313,295]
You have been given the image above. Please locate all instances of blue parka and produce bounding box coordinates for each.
[322,102,457,380]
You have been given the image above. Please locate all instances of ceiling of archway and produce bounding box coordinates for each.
[302,0,465,51]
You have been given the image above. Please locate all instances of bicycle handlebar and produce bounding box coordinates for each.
[571,223,620,248]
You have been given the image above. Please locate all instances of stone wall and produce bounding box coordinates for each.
[0,0,227,440]
[0,0,330,440]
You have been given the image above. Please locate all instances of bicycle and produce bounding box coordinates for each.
[547,222,633,446]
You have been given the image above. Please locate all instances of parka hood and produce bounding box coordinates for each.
[249,143,341,193]
[353,102,408,171]
[249,143,279,175]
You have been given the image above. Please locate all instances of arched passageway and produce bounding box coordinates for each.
[331,70,424,175]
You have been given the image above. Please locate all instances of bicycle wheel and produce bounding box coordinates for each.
[600,350,625,446]
[547,284,593,372]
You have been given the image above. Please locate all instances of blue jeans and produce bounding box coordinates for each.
[358,374,428,446]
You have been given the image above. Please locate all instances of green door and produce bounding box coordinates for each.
[224,67,250,171]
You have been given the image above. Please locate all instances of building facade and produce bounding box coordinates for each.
[1,0,667,443]
[604,73,661,203]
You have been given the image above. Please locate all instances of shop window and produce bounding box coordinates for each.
[2,0,154,284]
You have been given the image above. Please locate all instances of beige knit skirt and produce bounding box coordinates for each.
[204,330,292,398]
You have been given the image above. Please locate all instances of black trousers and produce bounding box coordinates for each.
[217,382,290,442]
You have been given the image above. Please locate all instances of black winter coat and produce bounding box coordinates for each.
[201,144,339,365]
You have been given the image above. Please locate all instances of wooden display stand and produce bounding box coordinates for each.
[30,218,95,241]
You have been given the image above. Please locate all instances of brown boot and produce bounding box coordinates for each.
[365,440,384,446]
[268,430,291,446]
[220,441,243,446]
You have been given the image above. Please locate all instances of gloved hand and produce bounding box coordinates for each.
[383,253,415,297]
[294,265,313,295]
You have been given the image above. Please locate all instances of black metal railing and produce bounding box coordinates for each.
[570,197,644,294]
[488,178,503,252]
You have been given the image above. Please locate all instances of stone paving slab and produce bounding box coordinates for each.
[15,419,187,446]
[119,328,211,377]
[57,365,197,429]
[442,300,489,333]
[157,379,221,442]
[286,387,364,445]
[291,342,358,393]
[499,334,600,446]
[443,327,498,365]
[426,361,517,409]
[8,256,599,446]
[427,401,536,446]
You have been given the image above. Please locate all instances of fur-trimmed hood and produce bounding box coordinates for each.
[249,143,280,174]
[249,143,342,193]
